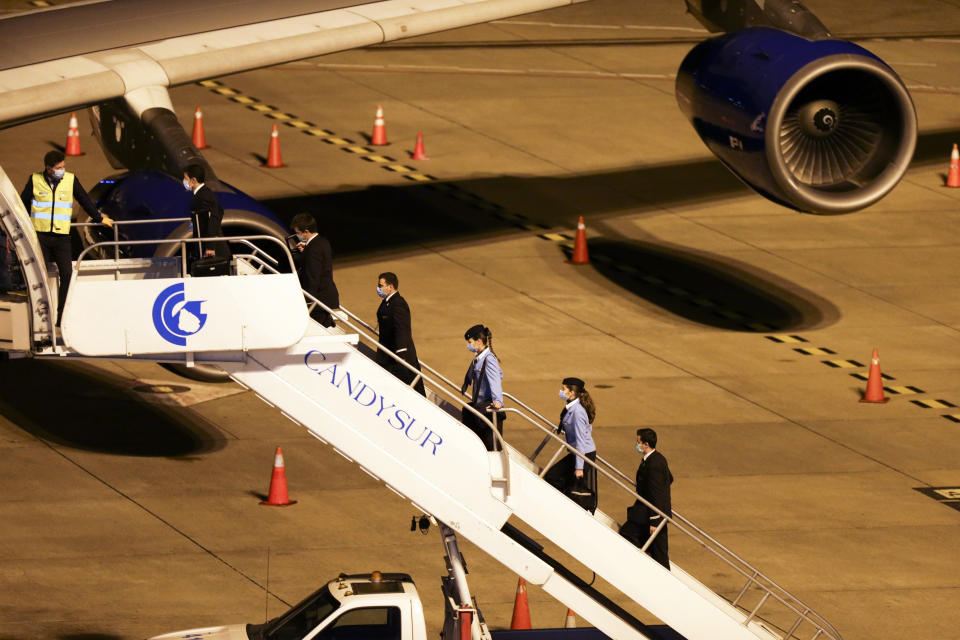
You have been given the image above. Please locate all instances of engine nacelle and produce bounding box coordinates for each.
[675,28,917,214]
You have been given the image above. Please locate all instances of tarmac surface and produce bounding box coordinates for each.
[1,0,959,639]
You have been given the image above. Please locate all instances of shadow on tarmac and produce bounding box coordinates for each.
[0,360,227,457]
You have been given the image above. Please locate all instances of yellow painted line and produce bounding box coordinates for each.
[346,146,371,154]
[911,398,957,409]
[884,385,923,395]
[306,129,332,137]
[540,233,568,242]
[199,80,221,88]
[364,155,392,163]
[405,173,434,182]
[215,88,238,96]
[766,335,807,344]
[715,309,745,320]
[267,112,293,120]
[326,138,350,145]
[943,414,960,423]
[386,164,413,173]
[231,96,257,104]
[287,121,312,129]
[794,347,836,356]
[250,104,274,112]
[823,360,862,368]
[30,1,52,7]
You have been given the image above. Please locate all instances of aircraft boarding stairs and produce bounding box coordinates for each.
[0,169,840,640]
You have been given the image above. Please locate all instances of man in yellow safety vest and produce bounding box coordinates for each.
[20,149,113,325]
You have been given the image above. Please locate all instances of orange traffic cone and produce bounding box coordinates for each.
[510,577,532,629]
[564,609,576,628]
[371,105,388,146]
[192,107,207,149]
[65,113,83,156]
[264,124,283,168]
[570,216,589,264]
[947,144,960,188]
[411,132,428,160]
[261,446,297,505]
[860,348,889,404]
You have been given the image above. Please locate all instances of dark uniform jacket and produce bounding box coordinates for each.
[376,293,419,369]
[298,234,339,312]
[190,184,229,257]
[630,449,673,526]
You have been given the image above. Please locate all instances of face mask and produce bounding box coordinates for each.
[52,168,65,180]
[636,443,644,455]
[466,343,478,353]
[183,178,192,191]
[376,286,387,299]
[559,389,568,400]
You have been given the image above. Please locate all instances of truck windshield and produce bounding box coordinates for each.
[262,586,341,640]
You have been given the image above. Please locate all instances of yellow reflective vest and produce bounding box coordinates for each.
[30,172,75,234]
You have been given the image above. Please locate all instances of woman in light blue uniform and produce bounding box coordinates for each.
[460,323,504,451]
[544,376,598,512]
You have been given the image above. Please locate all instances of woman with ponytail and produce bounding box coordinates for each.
[460,324,504,451]
[544,376,598,513]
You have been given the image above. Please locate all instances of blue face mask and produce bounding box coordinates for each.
[559,389,568,400]
[183,178,192,191]
[636,443,644,455]
[466,343,478,353]
[376,286,387,299]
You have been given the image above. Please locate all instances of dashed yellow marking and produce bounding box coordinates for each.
[943,414,960,424]
[199,80,221,88]
[306,129,332,137]
[215,88,238,96]
[267,112,294,120]
[934,487,960,499]
[715,309,745,320]
[231,96,257,104]
[539,233,568,242]
[884,385,924,395]
[363,155,392,164]
[385,164,413,173]
[346,146,371,154]
[794,347,836,356]
[287,121,312,129]
[823,359,864,368]
[850,371,895,381]
[325,138,350,145]
[911,398,957,409]
[766,335,808,344]
[250,104,275,112]
[30,1,52,7]
[405,173,434,182]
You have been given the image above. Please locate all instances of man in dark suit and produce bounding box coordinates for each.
[291,212,339,327]
[183,163,228,260]
[375,272,425,396]
[619,427,673,569]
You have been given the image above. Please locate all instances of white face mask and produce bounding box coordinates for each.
[636,443,644,455]
[559,389,568,400]
[466,343,478,353]
[183,178,192,191]
[52,168,65,180]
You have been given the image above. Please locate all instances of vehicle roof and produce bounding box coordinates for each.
[326,572,418,606]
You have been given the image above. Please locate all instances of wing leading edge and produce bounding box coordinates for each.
[0,0,586,128]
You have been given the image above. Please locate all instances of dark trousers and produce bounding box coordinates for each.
[619,516,670,569]
[310,306,335,328]
[394,360,426,396]
[544,451,598,513]
[0,233,11,292]
[461,404,502,451]
[37,233,72,323]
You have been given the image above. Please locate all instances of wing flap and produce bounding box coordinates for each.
[0,0,579,127]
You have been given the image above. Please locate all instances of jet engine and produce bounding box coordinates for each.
[675,27,917,214]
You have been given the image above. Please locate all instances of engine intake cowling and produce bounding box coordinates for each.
[675,28,917,214]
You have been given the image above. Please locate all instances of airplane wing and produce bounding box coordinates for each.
[0,0,585,127]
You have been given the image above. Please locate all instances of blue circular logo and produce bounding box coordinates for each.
[152,283,208,346]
